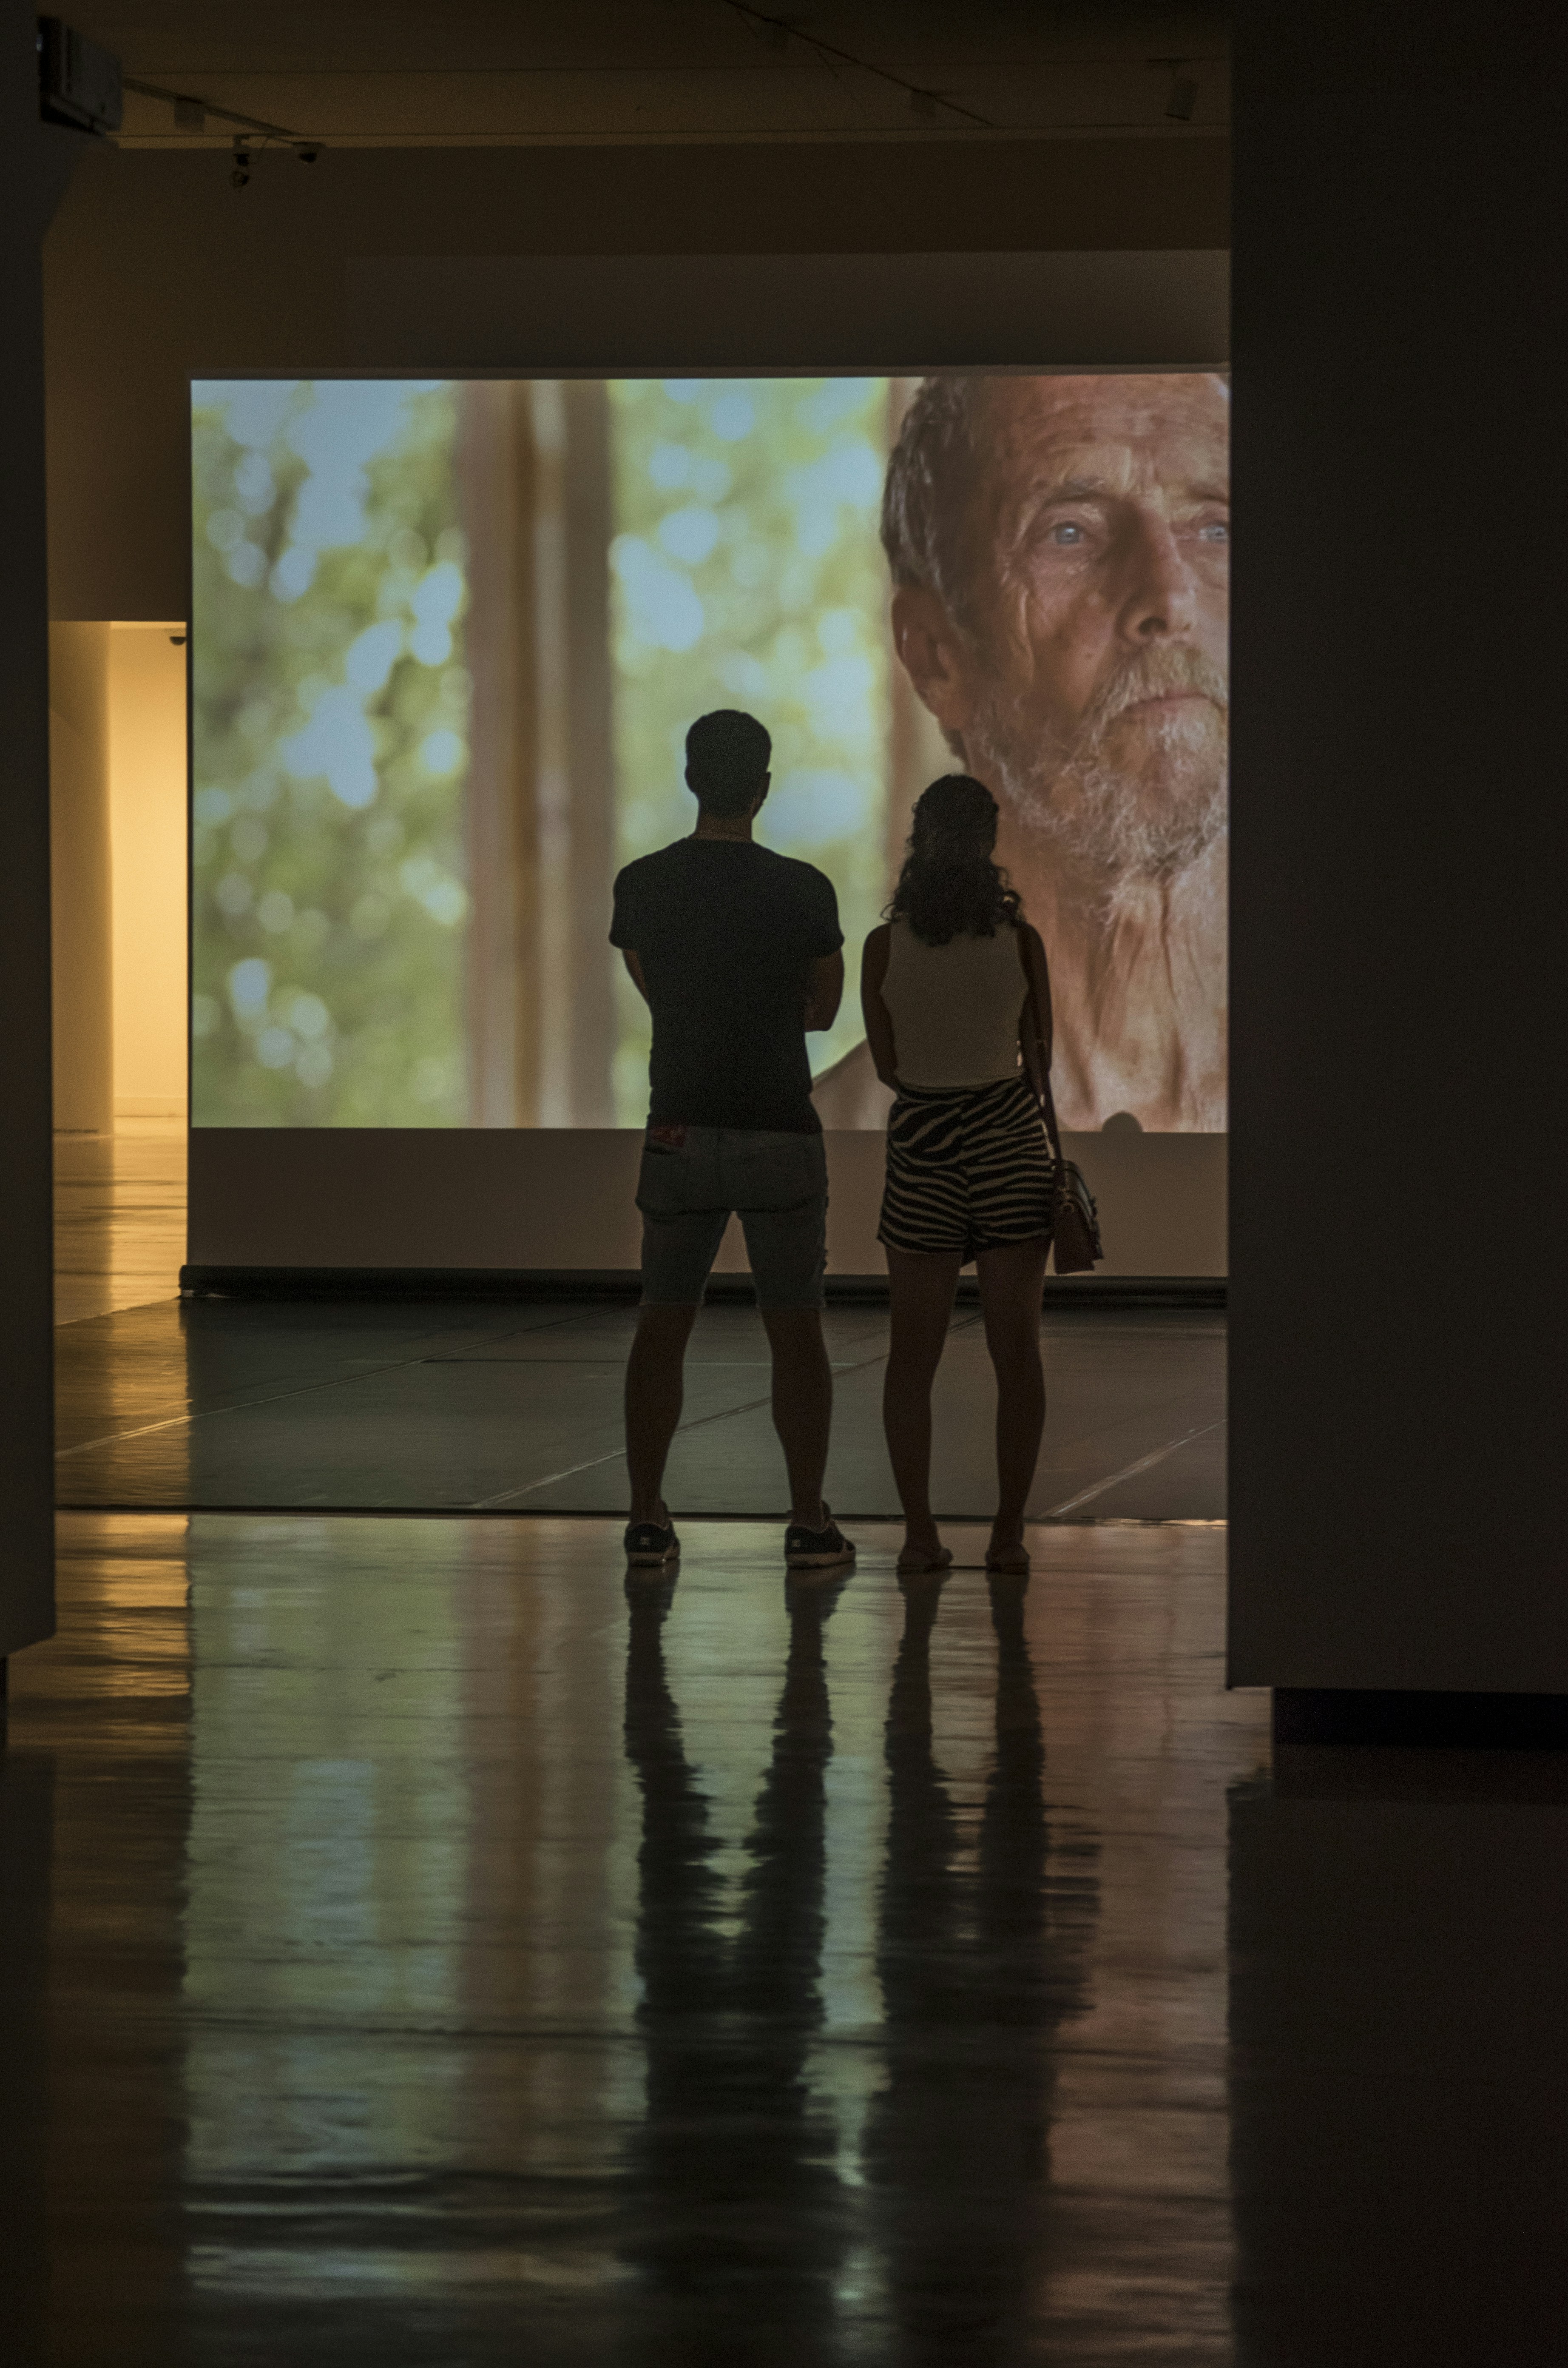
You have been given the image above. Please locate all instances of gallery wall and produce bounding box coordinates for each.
[187,1126,1225,1282]
[48,620,114,1134]
[3,0,85,1665]
[45,139,1231,1283]
[45,138,1229,623]
[108,624,189,1117]
[1228,3,1568,1690]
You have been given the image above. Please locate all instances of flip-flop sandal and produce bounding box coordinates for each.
[897,1547,954,1575]
[985,1545,1031,1574]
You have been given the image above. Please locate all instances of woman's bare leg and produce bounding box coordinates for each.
[975,1237,1051,1567]
[882,1248,963,1568]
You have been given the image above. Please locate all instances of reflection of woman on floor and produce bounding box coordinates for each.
[861,776,1060,1574]
[866,1574,1099,2360]
[619,1573,850,2357]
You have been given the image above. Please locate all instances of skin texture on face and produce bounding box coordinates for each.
[894,373,1230,886]
[854,373,1232,1128]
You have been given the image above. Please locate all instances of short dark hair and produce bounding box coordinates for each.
[685,709,771,819]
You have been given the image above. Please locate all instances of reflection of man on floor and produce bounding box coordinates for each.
[813,373,1228,1133]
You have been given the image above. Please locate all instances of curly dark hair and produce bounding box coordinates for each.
[887,774,1022,946]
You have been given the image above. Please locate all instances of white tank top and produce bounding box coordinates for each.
[881,917,1028,1088]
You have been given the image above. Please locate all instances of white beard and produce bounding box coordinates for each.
[966,654,1229,891]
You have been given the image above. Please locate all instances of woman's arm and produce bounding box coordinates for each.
[860,925,900,1088]
[1017,923,1054,1101]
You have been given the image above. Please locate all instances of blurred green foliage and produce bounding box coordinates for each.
[608,378,892,1123]
[190,379,472,1127]
[193,376,896,1132]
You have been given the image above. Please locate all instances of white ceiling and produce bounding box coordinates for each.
[70,1,1230,147]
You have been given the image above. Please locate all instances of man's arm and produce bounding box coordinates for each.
[803,951,844,1032]
[622,948,649,1003]
[859,926,899,1087]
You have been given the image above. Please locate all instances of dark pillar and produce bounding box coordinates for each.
[1229,6,1568,1717]
[0,3,85,1669]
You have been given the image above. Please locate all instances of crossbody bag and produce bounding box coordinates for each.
[1019,936,1104,1276]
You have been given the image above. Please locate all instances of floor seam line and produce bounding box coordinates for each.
[1042,1419,1225,1517]
[471,1345,894,1509]
[54,1311,586,1459]
[54,1355,449,1460]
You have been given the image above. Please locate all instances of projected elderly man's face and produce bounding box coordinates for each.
[893,374,1230,884]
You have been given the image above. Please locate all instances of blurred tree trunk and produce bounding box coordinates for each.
[560,379,616,1127]
[458,379,614,1127]
[458,381,537,1126]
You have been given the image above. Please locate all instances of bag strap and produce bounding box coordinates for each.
[1037,1061,1068,1177]
[1017,927,1067,1175]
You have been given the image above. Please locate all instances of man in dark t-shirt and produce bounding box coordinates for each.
[610,709,855,1575]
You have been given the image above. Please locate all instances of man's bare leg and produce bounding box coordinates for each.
[760,1307,834,1529]
[625,1304,699,1525]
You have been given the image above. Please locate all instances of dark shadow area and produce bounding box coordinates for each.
[3,1524,193,2367]
[1273,1745,1568,1806]
[1229,1767,1568,2365]
[1275,1688,1568,1749]
[0,1745,54,2361]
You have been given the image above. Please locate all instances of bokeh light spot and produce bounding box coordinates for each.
[227,957,272,1020]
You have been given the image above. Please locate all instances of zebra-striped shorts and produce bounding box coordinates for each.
[877,1074,1057,1263]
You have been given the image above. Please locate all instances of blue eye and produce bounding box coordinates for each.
[1199,520,1229,542]
[1049,521,1085,545]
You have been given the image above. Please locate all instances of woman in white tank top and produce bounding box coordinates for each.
[860,776,1058,1575]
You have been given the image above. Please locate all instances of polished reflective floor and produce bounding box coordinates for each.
[9,1513,1565,2365]
[53,1119,185,1326]
[30,1145,1566,2360]
[56,1297,1224,1520]
[51,1118,1224,1522]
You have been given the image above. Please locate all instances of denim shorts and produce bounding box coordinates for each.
[636,1125,828,1309]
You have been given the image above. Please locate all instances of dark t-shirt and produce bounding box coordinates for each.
[610,838,843,1132]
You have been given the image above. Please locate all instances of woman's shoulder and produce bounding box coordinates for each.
[863,919,894,948]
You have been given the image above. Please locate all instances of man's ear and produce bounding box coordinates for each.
[750,772,771,816]
[891,584,979,735]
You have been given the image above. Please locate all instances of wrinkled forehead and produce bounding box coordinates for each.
[976,371,1230,498]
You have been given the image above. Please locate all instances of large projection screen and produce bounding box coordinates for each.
[187,276,1227,1278]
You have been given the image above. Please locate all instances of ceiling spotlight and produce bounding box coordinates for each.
[1165,68,1199,121]
[230,135,250,190]
[295,144,319,163]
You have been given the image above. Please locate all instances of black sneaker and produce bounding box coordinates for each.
[623,1516,679,1568]
[784,1505,856,1571]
